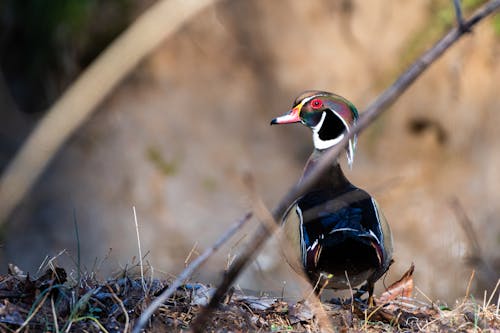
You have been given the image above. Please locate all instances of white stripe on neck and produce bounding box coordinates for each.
[312,111,348,150]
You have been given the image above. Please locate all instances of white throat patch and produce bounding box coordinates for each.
[311,110,356,168]
[311,111,348,150]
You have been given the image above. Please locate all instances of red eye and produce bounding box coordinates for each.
[311,98,323,109]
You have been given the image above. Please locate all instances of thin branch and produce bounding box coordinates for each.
[108,286,130,333]
[453,0,469,32]
[15,286,53,333]
[133,206,146,293]
[51,296,60,333]
[73,209,81,287]
[449,198,481,256]
[0,0,219,225]
[219,174,334,332]
[131,212,252,333]
[449,197,498,286]
[191,0,500,329]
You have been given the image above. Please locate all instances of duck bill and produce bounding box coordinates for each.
[270,106,301,125]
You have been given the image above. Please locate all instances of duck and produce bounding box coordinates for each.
[271,90,393,301]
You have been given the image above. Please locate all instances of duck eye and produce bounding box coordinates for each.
[311,98,323,109]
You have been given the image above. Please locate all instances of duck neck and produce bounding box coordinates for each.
[300,149,350,190]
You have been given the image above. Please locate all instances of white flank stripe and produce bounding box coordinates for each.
[296,205,307,266]
[328,227,359,234]
[371,198,383,244]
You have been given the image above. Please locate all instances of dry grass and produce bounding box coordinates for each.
[0,263,498,332]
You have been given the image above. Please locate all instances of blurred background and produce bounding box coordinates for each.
[0,0,499,304]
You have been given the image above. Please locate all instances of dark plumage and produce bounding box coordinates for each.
[271,91,393,299]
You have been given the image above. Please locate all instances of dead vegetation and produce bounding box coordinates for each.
[0,263,498,332]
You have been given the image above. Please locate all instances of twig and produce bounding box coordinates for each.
[449,198,481,257]
[108,286,130,333]
[15,286,52,333]
[415,286,437,311]
[68,316,109,333]
[133,206,146,293]
[345,271,354,313]
[449,197,498,285]
[364,301,389,325]
[485,279,500,309]
[496,291,499,316]
[73,209,81,287]
[484,289,488,311]
[453,0,465,27]
[191,1,500,329]
[306,276,324,301]
[62,289,94,332]
[185,241,199,267]
[465,269,476,300]
[51,296,60,333]
[453,0,470,32]
[131,212,252,333]
[0,0,220,225]
[37,255,50,276]
[191,175,336,332]
[241,174,334,332]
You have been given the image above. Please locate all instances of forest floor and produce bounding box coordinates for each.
[0,263,498,332]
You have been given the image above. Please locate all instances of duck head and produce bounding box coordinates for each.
[271,91,359,167]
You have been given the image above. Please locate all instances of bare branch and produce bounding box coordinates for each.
[236,175,334,331]
[191,0,500,329]
[132,212,252,333]
[449,198,498,288]
[453,0,469,32]
[191,176,337,332]
[449,198,481,256]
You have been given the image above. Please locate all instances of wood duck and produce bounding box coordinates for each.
[271,91,393,300]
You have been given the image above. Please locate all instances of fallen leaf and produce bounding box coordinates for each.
[288,301,314,324]
[236,295,278,311]
[378,263,414,304]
